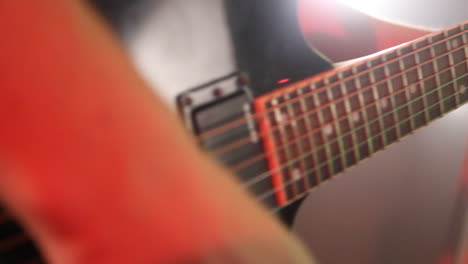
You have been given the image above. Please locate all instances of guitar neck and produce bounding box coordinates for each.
[253,21,467,208]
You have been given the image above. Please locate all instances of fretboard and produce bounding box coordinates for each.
[253,21,467,208]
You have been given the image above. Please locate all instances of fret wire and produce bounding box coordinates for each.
[407,80,429,131]
[333,108,350,168]
[429,37,445,113]
[310,87,328,182]
[299,88,322,186]
[443,28,458,111]
[265,78,466,209]
[445,30,462,107]
[297,88,317,187]
[413,43,431,122]
[296,96,312,192]
[306,85,328,182]
[313,84,333,180]
[396,49,415,134]
[326,78,346,173]
[368,62,387,146]
[408,80,419,130]
[285,92,309,193]
[405,81,415,133]
[367,60,386,150]
[409,82,427,129]
[461,30,468,103]
[355,66,375,155]
[270,97,289,201]
[283,93,303,195]
[463,29,468,60]
[382,55,402,139]
[405,82,415,133]
[271,97,296,200]
[249,72,467,192]
[397,49,410,87]
[463,28,468,59]
[339,72,359,167]
[348,67,366,159]
[462,22,467,40]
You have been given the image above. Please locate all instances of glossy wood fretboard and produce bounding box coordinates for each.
[254,22,468,207]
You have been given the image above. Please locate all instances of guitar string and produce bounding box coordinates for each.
[256,85,467,209]
[269,90,465,214]
[233,58,467,178]
[200,28,466,143]
[243,72,467,190]
[197,27,466,143]
[209,40,467,158]
[232,59,467,173]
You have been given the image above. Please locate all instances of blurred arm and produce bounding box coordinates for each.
[0,1,314,263]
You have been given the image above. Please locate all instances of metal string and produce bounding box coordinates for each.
[254,77,467,210]
[210,38,467,163]
[240,60,467,189]
[197,28,466,151]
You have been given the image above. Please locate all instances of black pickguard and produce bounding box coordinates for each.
[225,0,333,96]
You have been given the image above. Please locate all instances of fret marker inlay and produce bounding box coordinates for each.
[292,168,302,181]
[352,112,361,123]
[380,98,389,109]
[323,124,334,136]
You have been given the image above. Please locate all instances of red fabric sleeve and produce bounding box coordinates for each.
[0,2,314,264]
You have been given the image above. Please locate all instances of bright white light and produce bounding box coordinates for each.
[336,0,385,16]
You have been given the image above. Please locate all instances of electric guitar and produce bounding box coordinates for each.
[0,0,466,263]
[175,3,467,227]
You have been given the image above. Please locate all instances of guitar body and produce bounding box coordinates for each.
[176,0,333,225]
